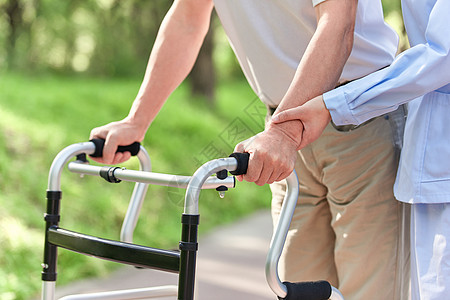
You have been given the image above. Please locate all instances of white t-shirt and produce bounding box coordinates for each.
[213,0,399,106]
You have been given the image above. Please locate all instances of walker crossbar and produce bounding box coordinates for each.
[58,286,179,300]
[67,162,235,189]
[47,226,180,272]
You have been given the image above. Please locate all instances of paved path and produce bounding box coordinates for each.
[54,210,277,300]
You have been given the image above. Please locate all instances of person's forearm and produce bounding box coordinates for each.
[269,1,356,143]
[325,0,450,126]
[127,0,214,130]
[277,5,355,112]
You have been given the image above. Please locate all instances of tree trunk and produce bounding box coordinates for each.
[189,14,216,107]
[5,0,23,70]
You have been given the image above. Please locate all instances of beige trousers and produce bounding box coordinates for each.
[271,116,410,300]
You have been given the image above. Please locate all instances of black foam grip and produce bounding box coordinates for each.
[279,281,332,300]
[89,139,141,158]
[229,152,250,175]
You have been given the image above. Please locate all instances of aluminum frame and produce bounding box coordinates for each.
[42,142,240,300]
[41,141,344,300]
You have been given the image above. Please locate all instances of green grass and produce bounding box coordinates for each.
[0,72,270,300]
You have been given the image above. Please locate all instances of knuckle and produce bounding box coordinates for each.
[244,174,257,183]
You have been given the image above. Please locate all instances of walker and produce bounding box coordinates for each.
[40,139,344,300]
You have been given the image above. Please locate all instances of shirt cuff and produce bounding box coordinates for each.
[323,87,359,126]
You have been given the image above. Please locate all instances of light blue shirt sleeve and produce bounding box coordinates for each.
[312,0,327,6]
[323,0,450,126]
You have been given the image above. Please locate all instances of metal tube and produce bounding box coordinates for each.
[48,227,180,272]
[48,142,96,190]
[41,191,62,284]
[176,157,239,298]
[184,158,238,214]
[120,146,152,243]
[44,143,95,300]
[264,172,344,299]
[331,287,345,300]
[178,215,200,300]
[265,172,299,298]
[59,285,178,300]
[42,281,56,300]
[67,163,235,190]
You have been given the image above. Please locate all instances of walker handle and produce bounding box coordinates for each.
[89,139,141,158]
[279,281,332,300]
[229,152,250,175]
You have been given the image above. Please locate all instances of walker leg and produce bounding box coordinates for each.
[177,214,200,300]
[42,281,56,300]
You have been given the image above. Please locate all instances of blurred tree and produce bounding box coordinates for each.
[0,0,406,103]
[382,0,401,14]
[189,13,216,106]
[3,0,23,70]
[382,0,409,51]
[0,0,172,76]
[0,0,219,103]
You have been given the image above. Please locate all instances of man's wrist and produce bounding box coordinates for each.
[124,112,151,134]
[266,119,303,149]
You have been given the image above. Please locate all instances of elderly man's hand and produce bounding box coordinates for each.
[89,117,147,165]
[234,119,303,186]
